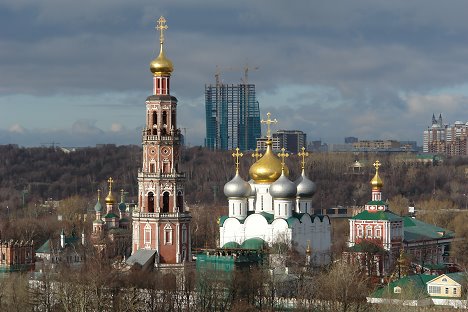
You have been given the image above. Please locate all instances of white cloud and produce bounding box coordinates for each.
[8,123,26,134]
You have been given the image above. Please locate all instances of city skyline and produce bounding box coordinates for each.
[2,1,468,147]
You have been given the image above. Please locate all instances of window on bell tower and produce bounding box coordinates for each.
[177,191,183,212]
[162,191,170,213]
[148,192,154,213]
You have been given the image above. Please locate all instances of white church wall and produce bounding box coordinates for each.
[244,214,270,241]
[220,218,243,247]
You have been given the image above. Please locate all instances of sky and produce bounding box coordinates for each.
[1,0,468,147]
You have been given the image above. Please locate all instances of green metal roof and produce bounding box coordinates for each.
[222,241,241,249]
[219,211,328,228]
[403,216,454,242]
[371,275,433,299]
[103,212,119,219]
[36,239,51,253]
[258,212,274,223]
[219,215,229,227]
[241,237,266,250]
[352,210,402,221]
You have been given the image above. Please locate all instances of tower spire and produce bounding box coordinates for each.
[298,146,309,170]
[156,16,168,45]
[232,147,243,174]
[251,148,262,161]
[278,148,289,173]
[261,112,277,141]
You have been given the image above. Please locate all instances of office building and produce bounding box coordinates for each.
[205,84,261,151]
[273,130,307,154]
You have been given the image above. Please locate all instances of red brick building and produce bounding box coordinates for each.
[127,17,191,268]
[0,240,35,272]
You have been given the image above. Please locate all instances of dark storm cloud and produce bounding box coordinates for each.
[2,0,468,146]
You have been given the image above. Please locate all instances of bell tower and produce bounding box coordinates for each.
[132,16,191,265]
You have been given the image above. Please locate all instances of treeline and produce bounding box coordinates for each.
[1,144,468,216]
[0,259,436,312]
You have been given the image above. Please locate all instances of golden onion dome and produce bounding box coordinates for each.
[105,191,115,204]
[370,171,383,190]
[249,141,289,183]
[150,45,173,76]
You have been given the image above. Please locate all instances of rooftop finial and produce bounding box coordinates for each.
[107,177,114,193]
[232,147,243,173]
[373,160,381,172]
[156,16,168,45]
[306,240,311,254]
[251,148,262,161]
[97,189,101,201]
[278,148,289,172]
[298,146,309,170]
[261,112,277,141]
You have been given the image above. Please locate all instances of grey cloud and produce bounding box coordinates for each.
[2,1,468,146]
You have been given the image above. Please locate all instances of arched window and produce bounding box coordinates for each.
[171,111,176,129]
[177,191,184,212]
[148,192,154,213]
[144,223,151,246]
[162,111,167,134]
[152,112,158,134]
[164,224,172,245]
[162,192,169,213]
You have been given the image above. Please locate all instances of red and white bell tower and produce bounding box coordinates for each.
[132,16,191,265]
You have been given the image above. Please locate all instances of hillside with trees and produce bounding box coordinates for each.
[1,144,468,254]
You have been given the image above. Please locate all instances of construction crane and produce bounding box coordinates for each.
[215,64,259,85]
[40,142,60,149]
[241,64,259,85]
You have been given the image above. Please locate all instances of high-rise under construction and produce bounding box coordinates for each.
[205,83,261,151]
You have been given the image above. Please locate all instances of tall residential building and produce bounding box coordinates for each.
[129,17,191,267]
[423,114,446,154]
[205,83,261,151]
[273,130,307,154]
[423,114,468,156]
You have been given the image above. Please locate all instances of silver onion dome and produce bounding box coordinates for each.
[270,172,296,198]
[224,173,251,198]
[248,179,256,197]
[295,170,317,197]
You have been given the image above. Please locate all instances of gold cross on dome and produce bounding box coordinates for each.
[298,146,309,170]
[107,177,114,192]
[156,16,168,44]
[278,147,289,170]
[97,189,101,200]
[261,112,277,140]
[373,160,381,172]
[232,147,243,173]
[252,148,262,160]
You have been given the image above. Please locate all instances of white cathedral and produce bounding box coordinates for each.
[219,114,331,265]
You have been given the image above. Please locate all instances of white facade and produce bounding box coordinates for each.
[220,155,332,265]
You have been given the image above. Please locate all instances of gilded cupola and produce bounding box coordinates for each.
[150,16,174,76]
[105,177,116,204]
[370,160,383,190]
[250,112,288,183]
[249,141,289,183]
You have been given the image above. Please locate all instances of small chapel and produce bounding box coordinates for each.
[346,161,455,277]
[219,113,331,265]
[92,177,132,259]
